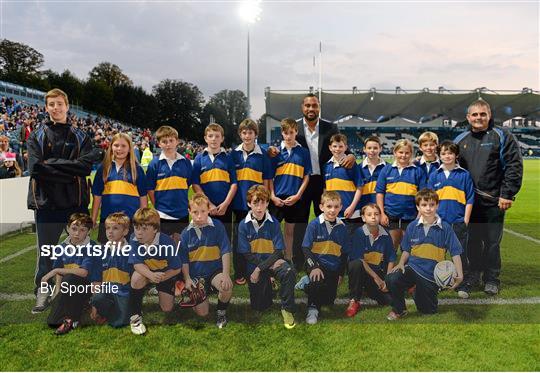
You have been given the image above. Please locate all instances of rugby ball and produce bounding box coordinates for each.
[434,260,457,289]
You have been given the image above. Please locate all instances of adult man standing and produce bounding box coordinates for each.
[28,88,101,313]
[454,99,523,296]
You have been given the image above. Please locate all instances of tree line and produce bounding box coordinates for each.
[0,39,266,145]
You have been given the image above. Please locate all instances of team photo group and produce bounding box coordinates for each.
[29,88,523,336]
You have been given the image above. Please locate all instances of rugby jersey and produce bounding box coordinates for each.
[101,240,133,297]
[231,144,273,211]
[179,217,230,279]
[129,232,181,272]
[92,162,147,220]
[359,158,387,208]
[53,237,102,282]
[324,157,363,218]
[272,141,311,197]
[375,162,426,220]
[146,152,192,219]
[301,214,352,272]
[415,156,441,183]
[401,215,462,282]
[192,148,237,206]
[428,165,475,224]
[237,211,285,273]
[352,224,396,272]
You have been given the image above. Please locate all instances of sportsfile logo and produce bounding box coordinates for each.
[40,242,182,260]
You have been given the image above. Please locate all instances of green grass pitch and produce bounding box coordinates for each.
[0,160,538,371]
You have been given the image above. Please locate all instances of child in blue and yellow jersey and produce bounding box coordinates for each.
[269,118,311,261]
[230,119,273,285]
[323,133,363,232]
[146,126,193,242]
[358,136,387,209]
[385,189,463,320]
[300,191,355,325]
[428,140,474,298]
[414,131,441,183]
[192,123,237,241]
[91,133,147,244]
[90,212,133,328]
[239,185,297,329]
[43,213,101,335]
[180,193,233,329]
[376,139,426,250]
[127,208,182,335]
[346,204,396,318]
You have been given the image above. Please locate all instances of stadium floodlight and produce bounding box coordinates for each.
[239,0,262,117]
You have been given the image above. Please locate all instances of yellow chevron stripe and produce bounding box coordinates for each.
[436,185,466,205]
[155,176,188,191]
[237,168,263,183]
[326,178,356,192]
[144,258,168,271]
[250,238,275,254]
[275,163,304,178]
[361,180,377,195]
[103,267,130,284]
[188,246,221,262]
[103,180,139,197]
[364,251,384,266]
[200,168,231,184]
[386,181,417,196]
[411,243,446,262]
[311,241,342,257]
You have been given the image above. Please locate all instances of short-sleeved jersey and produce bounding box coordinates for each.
[179,217,231,279]
[101,241,133,297]
[324,158,363,217]
[358,158,387,208]
[231,144,273,211]
[53,237,102,282]
[128,232,181,272]
[272,142,311,197]
[414,156,441,183]
[428,165,475,224]
[301,215,352,272]
[237,211,285,273]
[352,224,396,272]
[145,153,192,219]
[375,162,427,220]
[401,216,462,282]
[92,162,147,220]
[192,148,237,206]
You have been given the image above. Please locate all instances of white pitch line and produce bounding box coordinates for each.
[0,245,35,263]
[504,228,540,244]
[2,293,539,306]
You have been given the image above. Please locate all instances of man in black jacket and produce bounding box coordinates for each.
[28,88,101,313]
[454,99,523,296]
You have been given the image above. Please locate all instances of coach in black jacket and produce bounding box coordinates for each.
[454,99,523,296]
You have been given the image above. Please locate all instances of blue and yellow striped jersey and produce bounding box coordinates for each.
[237,211,285,273]
[324,158,363,217]
[129,233,182,272]
[352,224,396,272]
[358,158,387,209]
[231,144,273,211]
[301,215,353,272]
[53,237,102,282]
[192,149,237,206]
[428,165,475,224]
[146,153,192,219]
[272,143,311,197]
[401,215,462,282]
[179,217,231,279]
[375,162,426,220]
[415,156,441,183]
[101,241,133,297]
[92,162,147,220]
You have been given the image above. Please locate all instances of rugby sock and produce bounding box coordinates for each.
[217,299,229,311]
[128,287,145,316]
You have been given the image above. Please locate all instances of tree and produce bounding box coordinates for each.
[152,79,205,140]
[201,89,248,146]
[88,62,132,88]
[113,84,158,129]
[82,79,114,117]
[0,39,44,86]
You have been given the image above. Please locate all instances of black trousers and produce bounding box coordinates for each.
[232,210,248,280]
[348,259,391,305]
[304,267,339,310]
[451,222,470,285]
[385,266,439,315]
[247,261,297,313]
[47,274,92,327]
[467,205,505,285]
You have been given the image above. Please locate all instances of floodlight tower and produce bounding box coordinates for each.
[239,0,262,117]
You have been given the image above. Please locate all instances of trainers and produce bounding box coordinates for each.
[32,288,50,314]
[148,286,159,296]
[281,309,296,329]
[130,314,147,335]
[234,278,246,286]
[484,282,499,296]
[306,306,319,325]
[55,318,76,335]
[456,283,471,299]
[295,275,310,290]
[216,310,228,328]
[386,310,408,321]
[345,299,361,317]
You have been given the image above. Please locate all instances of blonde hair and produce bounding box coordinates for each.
[238,118,258,136]
[393,139,414,154]
[155,126,179,142]
[205,123,225,137]
[102,133,138,183]
[361,203,381,216]
[280,118,298,133]
[45,88,69,106]
[246,185,270,204]
[2,158,22,177]
[320,190,342,205]
[132,207,160,230]
[418,131,439,146]
[104,212,131,231]
[189,193,211,209]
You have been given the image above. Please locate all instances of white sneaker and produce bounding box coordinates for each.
[130,314,147,335]
[306,307,319,325]
[31,288,50,314]
[148,286,159,296]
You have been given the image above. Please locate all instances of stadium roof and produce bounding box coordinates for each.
[264,89,540,123]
